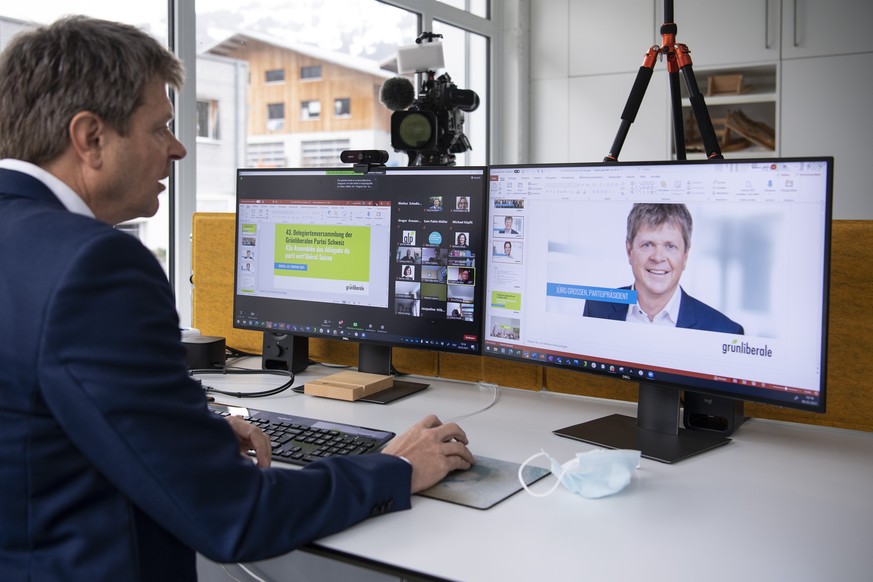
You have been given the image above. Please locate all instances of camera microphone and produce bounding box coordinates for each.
[380,77,416,111]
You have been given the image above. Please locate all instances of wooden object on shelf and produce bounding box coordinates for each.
[682,112,750,154]
[706,74,749,95]
[725,109,776,150]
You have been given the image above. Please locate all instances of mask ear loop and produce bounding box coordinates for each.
[518,450,564,498]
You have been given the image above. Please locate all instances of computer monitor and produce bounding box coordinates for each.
[233,165,487,390]
[483,158,832,462]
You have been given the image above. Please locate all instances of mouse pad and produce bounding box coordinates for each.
[417,456,549,510]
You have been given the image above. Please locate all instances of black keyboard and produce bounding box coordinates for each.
[210,403,395,466]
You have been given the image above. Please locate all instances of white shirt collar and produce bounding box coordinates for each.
[626,285,683,326]
[0,158,95,218]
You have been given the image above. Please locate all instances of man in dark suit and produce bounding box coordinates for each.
[582,204,744,334]
[499,215,519,234]
[0,17,473,581]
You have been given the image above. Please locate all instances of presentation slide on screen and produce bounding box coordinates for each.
[237,201,390,308]
[485,189,828,393]
[274,222,371,285]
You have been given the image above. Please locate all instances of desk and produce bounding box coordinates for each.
[197,363,873,582]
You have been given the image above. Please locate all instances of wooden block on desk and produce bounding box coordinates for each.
[304,371,394,401]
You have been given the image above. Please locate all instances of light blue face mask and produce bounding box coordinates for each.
[518,449,641,499]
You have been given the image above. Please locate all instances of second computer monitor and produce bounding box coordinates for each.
[483,158,832,461]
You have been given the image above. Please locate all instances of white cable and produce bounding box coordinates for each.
[219,564,243,581]
[237,563,269,582]
[445,381,500,423]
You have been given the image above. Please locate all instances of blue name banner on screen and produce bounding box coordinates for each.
[546,283,637,305]
[275,263,307,271]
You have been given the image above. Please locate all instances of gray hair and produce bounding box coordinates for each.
[0,15,184,164]
[626,203,693,250]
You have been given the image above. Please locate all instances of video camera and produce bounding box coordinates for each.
[380,33,479,166]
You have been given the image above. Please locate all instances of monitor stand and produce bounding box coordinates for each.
[553,383,731,464]
[356,344,429,404]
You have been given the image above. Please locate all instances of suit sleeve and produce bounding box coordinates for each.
[37,229,411,563]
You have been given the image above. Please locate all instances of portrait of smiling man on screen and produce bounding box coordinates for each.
[583,203,744,334]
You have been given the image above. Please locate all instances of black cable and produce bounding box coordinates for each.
[190,365,296,399]
[225,346,259,358]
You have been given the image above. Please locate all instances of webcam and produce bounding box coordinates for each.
[340,150,389,164]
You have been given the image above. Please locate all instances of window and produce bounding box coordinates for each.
[301,139,350,167]
[334,98,351,117]
[191,0,495,324]
[196,100,219,139]
[436,0,488,18]
[1,0,498,328]
[0,4,173,276]
[300,65,322,80]
[267,102,285,131]
[246,142,286,167]
[115,222,143,238]
[301,100,321,120]
[265,68,285,83]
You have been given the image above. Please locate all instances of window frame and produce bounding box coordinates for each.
[266,102,287,131]
[334,97,351,118]
[300,99,321,121]
[300,64,323,80]
[265,68,286,83]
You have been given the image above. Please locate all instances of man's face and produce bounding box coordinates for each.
[626,221,688,303]
[99,77,187,223]
[504,242,511,255]
[504,217,513,230]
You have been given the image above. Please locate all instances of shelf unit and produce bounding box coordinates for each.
[673,64,778,158]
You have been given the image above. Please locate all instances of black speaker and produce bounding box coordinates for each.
[262,332,309,374]
[182,335,226,370]
[683,392,746,436]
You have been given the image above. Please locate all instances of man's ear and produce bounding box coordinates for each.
[67,111,106,169]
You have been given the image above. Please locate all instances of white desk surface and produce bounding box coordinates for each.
[201,363,873,582]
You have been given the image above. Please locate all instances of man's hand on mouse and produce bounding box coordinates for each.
[382,414,475,493]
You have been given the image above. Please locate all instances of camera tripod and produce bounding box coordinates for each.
[604,0,722,162]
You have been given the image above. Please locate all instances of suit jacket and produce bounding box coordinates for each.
[0,169,411,580]
[582,285,744,334]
